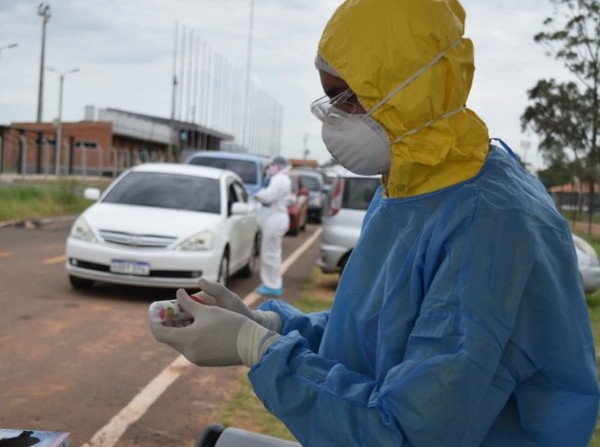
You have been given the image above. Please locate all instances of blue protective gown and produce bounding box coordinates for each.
[249,145,600,446]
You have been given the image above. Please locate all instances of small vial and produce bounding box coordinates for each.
[149,300,193,324]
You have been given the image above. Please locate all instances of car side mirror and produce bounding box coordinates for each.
[231,202,252,215]
[84,187,101,201]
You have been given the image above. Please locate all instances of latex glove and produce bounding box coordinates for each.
[192,278,282,333]
[151,288,278,367]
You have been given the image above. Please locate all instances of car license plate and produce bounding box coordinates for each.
[110,260,150,276]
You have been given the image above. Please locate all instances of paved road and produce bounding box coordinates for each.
[0,219,322,446]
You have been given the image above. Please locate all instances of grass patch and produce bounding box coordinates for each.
[0,178,110,221]
[216,267,337,442]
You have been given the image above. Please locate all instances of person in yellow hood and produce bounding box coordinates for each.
[151,0,600,445]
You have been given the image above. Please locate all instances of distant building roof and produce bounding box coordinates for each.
[289,158,318,168]
[98,108,233,145]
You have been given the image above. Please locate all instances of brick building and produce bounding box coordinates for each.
[0,107,233,177]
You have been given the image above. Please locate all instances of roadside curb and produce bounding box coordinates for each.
[0,215,78,229]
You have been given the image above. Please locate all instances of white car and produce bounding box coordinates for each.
[572,233,600,294]
[65,163,260,289]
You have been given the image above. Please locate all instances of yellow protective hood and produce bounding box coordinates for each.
[318,0,489,198]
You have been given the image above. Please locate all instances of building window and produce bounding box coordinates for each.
[76,140,98,149]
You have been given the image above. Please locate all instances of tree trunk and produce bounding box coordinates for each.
[588,179,595,236]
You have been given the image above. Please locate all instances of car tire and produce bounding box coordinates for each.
[288,225,299,236]
[69,275,95,290]
[240,237,258,278]
[315,210,323,224]
[255,232,262,257]
[217,249,229,287]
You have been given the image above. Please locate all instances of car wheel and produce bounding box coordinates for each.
[217,249,229,287]
[255,232,262,257]
[69,275,95,290]
[315,210,323,224]
[288,224,299,236]
[240,237,257,278]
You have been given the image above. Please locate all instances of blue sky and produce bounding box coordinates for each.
[0,0,570,169]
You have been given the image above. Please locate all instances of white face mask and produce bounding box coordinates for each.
[321,114,390,175]
[317,37,465,176]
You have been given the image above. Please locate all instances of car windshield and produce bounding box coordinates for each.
[189,157,258,184]
[102,171,221,214]
[342,177,380,210]
[298,174,321,191]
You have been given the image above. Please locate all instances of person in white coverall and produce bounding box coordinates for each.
[253,156,292,297]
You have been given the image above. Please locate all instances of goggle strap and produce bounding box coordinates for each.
[393,105,466,143]
[367,37,464,115]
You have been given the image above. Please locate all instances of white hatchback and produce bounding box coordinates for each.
[65,163,260,289]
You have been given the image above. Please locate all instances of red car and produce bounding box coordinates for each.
[286,172,309,236]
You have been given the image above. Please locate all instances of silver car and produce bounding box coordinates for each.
[317,168,381,275]
[572,233,600,294]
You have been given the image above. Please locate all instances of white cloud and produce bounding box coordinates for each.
[0,0,574,168]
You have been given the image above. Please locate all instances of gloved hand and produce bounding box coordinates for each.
[151,288,279,367]
[192,278,282,333]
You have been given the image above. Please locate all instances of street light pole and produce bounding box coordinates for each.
[37,3,51,123]
[242,0,255,151]
[46,67,79,176]
[0,43,18,62]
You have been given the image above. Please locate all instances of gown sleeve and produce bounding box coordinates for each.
[259,299,329,354]
[248,202,596,446]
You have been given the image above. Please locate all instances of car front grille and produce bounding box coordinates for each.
[99,230,177,248]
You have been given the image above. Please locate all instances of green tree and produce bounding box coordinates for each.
[537,156,579,188]
[521,0,600,230]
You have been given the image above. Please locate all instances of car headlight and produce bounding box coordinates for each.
[177,230,215,251]
[69,217,97,242]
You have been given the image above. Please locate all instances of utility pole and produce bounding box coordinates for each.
[36,3,51,122]
[303,133,309,159]
[242,0,255,151]
[47,67,79,175]
[169,21,179,162]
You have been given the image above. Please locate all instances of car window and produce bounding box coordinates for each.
[298,174,321,191]
[227,181,249,215]
[231,181,248,203]
[188,157,258,184]
[102,171,221,214]
[342,177,380,210]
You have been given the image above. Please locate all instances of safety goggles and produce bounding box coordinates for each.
[310,88,361,126]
